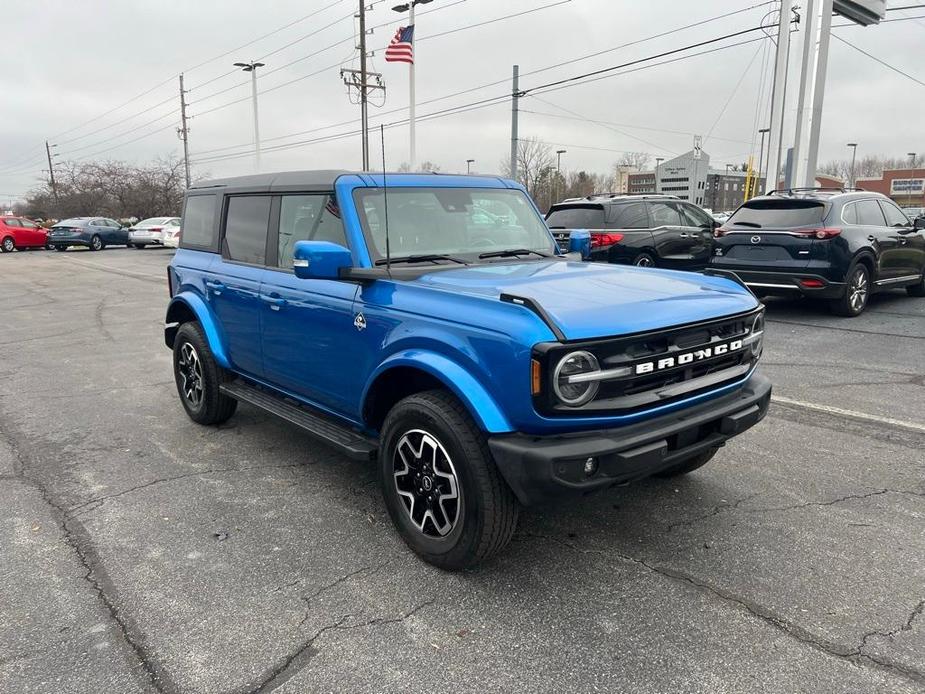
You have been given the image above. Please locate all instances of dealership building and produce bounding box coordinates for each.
[856,167,925,209]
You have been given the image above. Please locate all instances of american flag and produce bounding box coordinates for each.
[385,25,414,64]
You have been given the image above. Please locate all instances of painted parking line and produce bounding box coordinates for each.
[772,395,925,434]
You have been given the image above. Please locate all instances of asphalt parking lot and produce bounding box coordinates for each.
[1,247,923,694]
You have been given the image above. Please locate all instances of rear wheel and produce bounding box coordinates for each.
[379,390,519,570]
[907,272,925,297]
[172,322,237,425]
[633,252,656,268]
[132,243,145,249]
[831,263,869,317]
[54,245,67,252]
[654,449,718,478]
[89,235,103,251]
[1,236,14,253]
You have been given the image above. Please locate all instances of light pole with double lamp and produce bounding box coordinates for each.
[234,61,265,172]
[846,143,858,188]
[654,157,664,194]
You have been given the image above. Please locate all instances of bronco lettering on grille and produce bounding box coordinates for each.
[635,339,743,375]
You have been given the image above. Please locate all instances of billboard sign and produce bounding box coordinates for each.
[890,178,925,196]
[833,0,886,26]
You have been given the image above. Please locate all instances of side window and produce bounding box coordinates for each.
[181,195,217,249]
[224,195,271,265]
[4,218,21,227]
[856,199,886,227]
[608,202,648,229]
[648,202,682,227]
[677,203,712,227]
[842,202,859,225]
[545,206,605,229]
[90,219,103,227]
[277,194,347,269]
[20,219,37,229]
[879,200,911,227]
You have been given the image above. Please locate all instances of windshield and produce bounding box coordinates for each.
[353,188,555,263]
[137,217,169,226]
[727,200,826,228]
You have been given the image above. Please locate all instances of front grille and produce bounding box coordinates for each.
[534,310,761,416]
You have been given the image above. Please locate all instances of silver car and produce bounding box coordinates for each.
[128,217,180,248]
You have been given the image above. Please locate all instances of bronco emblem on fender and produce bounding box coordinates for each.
[354,313,367,331]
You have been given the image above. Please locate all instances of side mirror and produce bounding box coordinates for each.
[292,240,353,280]
[568,229,591,260]
[915,216,925,231]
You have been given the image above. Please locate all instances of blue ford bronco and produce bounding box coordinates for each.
[165,171,770,569]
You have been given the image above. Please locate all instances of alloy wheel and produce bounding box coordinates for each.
[177,342,204,408]
[1,237,13,252]
[393,429,460,538]
[848,267,868,313]
[634,255,653,267]
[91,236,102,251]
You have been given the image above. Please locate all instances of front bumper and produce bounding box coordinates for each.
[488,373,771,505]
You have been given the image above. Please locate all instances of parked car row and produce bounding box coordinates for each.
[547,188,925,317]
[1,215,180,252]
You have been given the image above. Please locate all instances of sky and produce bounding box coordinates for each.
[1,0,923,204]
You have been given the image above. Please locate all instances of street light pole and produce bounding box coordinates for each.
[555,149,566,204]
[909,152,918,169]
[654,157,664,194]
[234,61,265,173]
[847,143,858,188]
[466,159,475,174]
[757,128,770,192]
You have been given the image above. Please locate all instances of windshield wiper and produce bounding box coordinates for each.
[374,254,468,266]
[478,248,551,259]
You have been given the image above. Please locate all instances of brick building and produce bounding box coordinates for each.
[856,168,925,210]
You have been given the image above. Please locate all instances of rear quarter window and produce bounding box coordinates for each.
[727,200,826,228]
[180,195,218,250]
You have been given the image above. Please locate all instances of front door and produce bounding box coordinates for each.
[207,194,272,378]
[879,199,925,279]
[852,199,900,281]
[260,193,363,417]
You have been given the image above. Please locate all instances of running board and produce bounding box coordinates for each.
[220,380,378,460]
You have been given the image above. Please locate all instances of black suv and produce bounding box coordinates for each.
[710,188,925,316]
[545,194,716,270]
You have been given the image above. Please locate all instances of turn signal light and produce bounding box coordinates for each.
[531,359,542,395]
[590,232,624,249]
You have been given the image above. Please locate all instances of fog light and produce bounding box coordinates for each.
[583,457,599,477]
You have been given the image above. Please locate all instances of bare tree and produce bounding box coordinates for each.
[499,137,555,198]
[617,151,651,171]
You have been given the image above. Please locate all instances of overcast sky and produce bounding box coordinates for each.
[1,0,922,203]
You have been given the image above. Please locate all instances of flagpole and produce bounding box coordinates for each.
[409,4,416,170]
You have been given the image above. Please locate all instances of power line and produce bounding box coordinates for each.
[703,42,765,144]
[831,34,925,88]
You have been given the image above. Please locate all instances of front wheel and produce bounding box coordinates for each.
[172,322,237,425]
[1,236,14,253]
[89,235,103,251]
[54,245,67,252]
[830,263,869,316]
[379,390,519,570]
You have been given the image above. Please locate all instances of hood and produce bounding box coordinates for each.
[409,260,758,341]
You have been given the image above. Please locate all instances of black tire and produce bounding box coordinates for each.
[132,243,145,249]
[54,245,67,252]
[45,243,54,251]
[89,235,103,251]
[633,252,656,268]
[830,263,869,317]
[1,236,14,253]
[907,272,925,297]
[379,390,519,570]
[654,449,718,478]
[172,322,237,425]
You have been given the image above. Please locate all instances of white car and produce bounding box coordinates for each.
[163,223,181,248]
[128,217,180,248]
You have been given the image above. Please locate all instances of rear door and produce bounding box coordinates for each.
[675,203,715,268]
[851,199,900,281]
[714,198,826,270]
[646,201,688,265]
[879,198,925,279]
[210,194,272,378]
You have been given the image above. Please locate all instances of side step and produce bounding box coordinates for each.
[220,379,378,461]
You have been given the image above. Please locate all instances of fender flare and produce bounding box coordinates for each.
[362,350,513,434]
[165,293,231,369]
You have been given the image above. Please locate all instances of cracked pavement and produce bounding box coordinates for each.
[1,248,923,693]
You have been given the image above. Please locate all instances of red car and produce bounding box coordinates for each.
[0,216,49,252]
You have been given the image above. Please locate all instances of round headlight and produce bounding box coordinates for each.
[750,312,765,358]
[553,350,600,407]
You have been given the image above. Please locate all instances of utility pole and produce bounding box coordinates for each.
[847,142,857,187]
[510,64,520,181]
[178,74,191,189]
[655,157,664,194]
[342,2,384,170]
[757,127,770,192]
[234,61,266,172]
[45,140,58,205]
[765,0,795,193]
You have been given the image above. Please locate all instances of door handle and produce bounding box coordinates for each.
[205,279,225,295]
[260,294,287,310]
[679,232,690,238]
